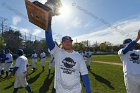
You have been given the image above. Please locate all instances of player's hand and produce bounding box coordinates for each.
[135,30,140,42]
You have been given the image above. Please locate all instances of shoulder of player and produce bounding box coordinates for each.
[73,51,83,57]
[17,56,27,60]
[118,48,124,54]
[131,50,140,54]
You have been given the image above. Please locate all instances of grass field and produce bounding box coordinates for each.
[92,55,121,63]
[0,55,126,93]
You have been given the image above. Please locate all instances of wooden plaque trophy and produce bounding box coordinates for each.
[25,0,50,31]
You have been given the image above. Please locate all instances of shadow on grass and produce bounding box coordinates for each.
[4,72,42,89]
[89,70,115,90]
[28,72,42,84]
[39,73,54,93]
[51,88,56,93]
[4,82,14,90]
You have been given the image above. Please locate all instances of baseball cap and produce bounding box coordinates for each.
[18,49,24,55]
[123,38,132,45]
[1,50,5,54]
[62,36,73,43]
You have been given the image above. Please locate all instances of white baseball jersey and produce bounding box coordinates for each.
[85,51,91,58]
[118,49,140,75]
[50,45,88,93]
[32,53,38,59]
[14,55,29,88]
[49,54,55,68]
[40,52,46,59]
[5,53,13,63]
[80,52,84,57]
[14,56,28,74]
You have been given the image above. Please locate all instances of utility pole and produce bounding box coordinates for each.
[0,17,7,37]
[76,39,77,43]
[87,40,88,47]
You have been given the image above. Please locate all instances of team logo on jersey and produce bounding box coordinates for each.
[130,53,139,60]
[62,57,76,68]
[130,53,140,64]
[61,57,76,74]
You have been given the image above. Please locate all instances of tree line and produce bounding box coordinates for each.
[1,28,140,56]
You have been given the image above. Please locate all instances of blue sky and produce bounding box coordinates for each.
[1,0,140,44]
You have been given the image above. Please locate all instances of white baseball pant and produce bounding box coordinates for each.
[41,58,46,66]
[4,63,12,72]
[87,57,91,66]
[32,59,37,68]
[0,63,5,75]
[124,74,140,93]
[14,72,28,88]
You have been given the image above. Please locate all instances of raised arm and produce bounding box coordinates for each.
[122,30,140,54]
[122,41,136,54]
[45,22,55,51]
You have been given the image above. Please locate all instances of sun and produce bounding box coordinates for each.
[58,5,71,18]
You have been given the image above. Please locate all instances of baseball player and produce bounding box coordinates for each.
[4,49,13,78]
[85,49,92,70]
[118,30,140,93]
[79,51,85,57]
[31,50,38,72]
[47,49,55,76]
[40,50,46,72]
[0,50,6,77]
[45,16,91,93]
[9,49,32,93]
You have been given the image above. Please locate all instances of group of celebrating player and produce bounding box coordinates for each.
[0,48,56,93]
[0,44,92,93]
[0,49,13,79]
[1,0,140,92]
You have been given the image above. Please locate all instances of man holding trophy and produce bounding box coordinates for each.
[25,0,91,93]
[44,1,91,93]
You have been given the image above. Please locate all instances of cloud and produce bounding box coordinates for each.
[12,16,22,26]
[73,17,140,45]
[72,17,82,27]
[19,28,29,33]
[10,25,30,33]
[36,0,47,4]
[32,29,41,35]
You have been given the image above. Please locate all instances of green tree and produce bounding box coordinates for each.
[2,29,23,52]
[73,42,86,51]
[0,37,5,49]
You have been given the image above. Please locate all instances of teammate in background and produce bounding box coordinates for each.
[0,50,6,77]
[47,49,55,77]
[79,51,85,57]
[118,30,140,93]
[45,16,91,93]
[85,49,92,70]
[4,49,13,78]
[31,50,38,72]
[40,50,46,72]
[9,49,32,93]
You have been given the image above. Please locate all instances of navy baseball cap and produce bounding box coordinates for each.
[1,50,5,54]
[123,38,132,44]
[18,49,24,55]
[62,36,73,43]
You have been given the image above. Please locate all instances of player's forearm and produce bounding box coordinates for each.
[45,24,55,51]
[82,74,91,93]
[12,67,19,75]
[122,41,136,54]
